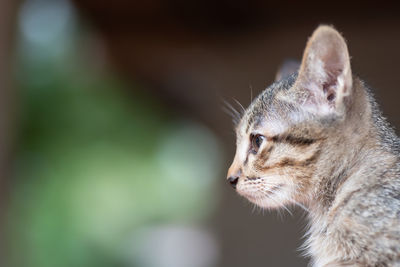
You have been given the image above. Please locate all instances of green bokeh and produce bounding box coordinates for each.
[8,14,221,267]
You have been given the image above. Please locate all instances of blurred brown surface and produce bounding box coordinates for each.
[69,0,400,266]
[0,0,18,265]
[70,0,400,130]
[0,0,17,182]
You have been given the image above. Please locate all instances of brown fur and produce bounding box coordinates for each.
[227,26,400,266]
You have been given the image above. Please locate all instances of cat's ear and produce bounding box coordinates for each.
[296,25,352,115]
[275,59,300,81]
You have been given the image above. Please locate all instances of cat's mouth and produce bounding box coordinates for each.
[240,183,283,197]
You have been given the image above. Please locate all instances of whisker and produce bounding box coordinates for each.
[223,99,242,117]
[293,201,309,212]
[249,84,253,102]
[251,200,258,214]
[233,98,246,114]
[263,189,293,216]
[222,106,240,125]
[222,99,242,125]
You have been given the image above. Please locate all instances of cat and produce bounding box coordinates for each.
[226,25,400,267]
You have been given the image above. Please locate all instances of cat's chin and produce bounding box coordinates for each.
[248,197,286,209]
[238,190,291,210]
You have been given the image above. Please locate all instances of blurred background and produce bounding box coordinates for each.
[1,0,399,266]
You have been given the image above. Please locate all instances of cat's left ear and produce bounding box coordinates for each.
[296,25,352,115]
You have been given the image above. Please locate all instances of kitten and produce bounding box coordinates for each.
[227,25,400,267]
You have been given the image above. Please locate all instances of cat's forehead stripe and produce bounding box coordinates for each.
[242,72,298,135]
[245,114,263,134]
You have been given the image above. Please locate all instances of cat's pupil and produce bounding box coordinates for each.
[255,136,262,147]
[251,134,264,153]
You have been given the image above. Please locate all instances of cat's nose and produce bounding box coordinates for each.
[227,165,241,189]
[227,176,239,189]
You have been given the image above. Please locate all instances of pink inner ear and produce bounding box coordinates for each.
[322,67,343,104]
[296,26,352,114]
[323,81,335,101]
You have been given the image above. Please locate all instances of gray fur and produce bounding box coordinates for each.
[227,26,400,267]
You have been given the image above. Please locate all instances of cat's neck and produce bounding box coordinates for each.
[305,80,400,217]
[306,110,400,222]
[303,137,399,266]
[308,148,398,216]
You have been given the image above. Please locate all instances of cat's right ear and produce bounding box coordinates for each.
[295,25,352,115]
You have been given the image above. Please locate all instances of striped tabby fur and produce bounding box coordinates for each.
[227,26,400,266]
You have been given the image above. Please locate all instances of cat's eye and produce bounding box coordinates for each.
[250,134,265,153]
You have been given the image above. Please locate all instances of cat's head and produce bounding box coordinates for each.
[227,26,360,209]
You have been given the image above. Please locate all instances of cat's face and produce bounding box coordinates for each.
[228,76,324,208]
[227,26,353,209]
